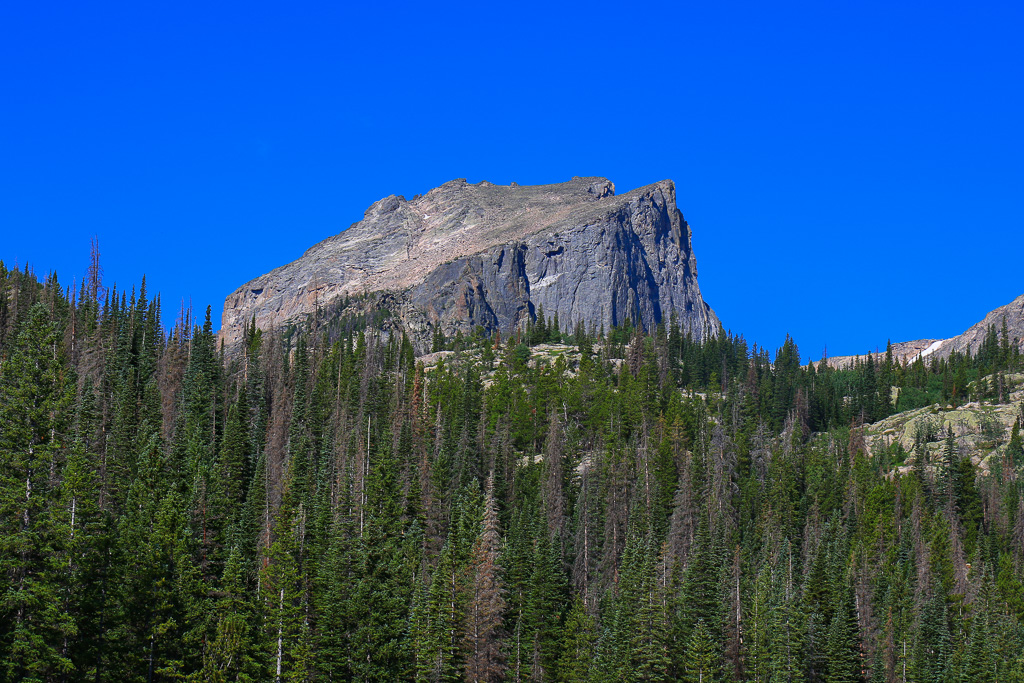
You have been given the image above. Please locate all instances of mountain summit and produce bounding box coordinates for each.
[221,177,720,350]
[818,293,1024,369]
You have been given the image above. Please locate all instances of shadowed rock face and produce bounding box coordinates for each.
[220,177,720,351]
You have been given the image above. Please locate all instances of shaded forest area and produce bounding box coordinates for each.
[3,261,1024,682]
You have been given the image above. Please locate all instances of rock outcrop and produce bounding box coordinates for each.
[220,177,720,351]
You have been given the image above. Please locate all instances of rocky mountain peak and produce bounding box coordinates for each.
[817,293,1024,370]
[220,177,719,351]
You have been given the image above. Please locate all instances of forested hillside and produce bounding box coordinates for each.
[3,262,1024,682]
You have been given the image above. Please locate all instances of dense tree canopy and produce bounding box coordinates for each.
[2,262,1024,681]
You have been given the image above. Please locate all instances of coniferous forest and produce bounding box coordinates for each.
[6,261,1024,683]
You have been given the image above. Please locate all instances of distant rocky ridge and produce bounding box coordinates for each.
[816,293,1024,369]
[221,177,720,352]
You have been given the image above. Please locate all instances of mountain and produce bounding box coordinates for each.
[220,177,719,351]
[819,292,1024,368]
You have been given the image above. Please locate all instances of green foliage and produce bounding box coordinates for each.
[2,264,1024,680]
[682,619,719,683]
[0,303,77,681]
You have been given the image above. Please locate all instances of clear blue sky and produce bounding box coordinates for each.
[3,1,1022,360]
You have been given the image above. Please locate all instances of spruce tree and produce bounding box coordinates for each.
[0,303,77,680]
[682,619,720,683]
[557,596,596,683]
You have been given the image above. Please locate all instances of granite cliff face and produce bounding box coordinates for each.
[221,177,720,351]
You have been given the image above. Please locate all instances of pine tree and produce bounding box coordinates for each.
[768,544,806,683]
[557,596,596,683]
[680,513,723,646]
[682,619,720,683]
[1008,421,1023,466]
[349,441,416,680]
[57,443,107,678]
[522,521,568,681]
[915,587,952,683]
[629,538,671,682]
[416,535,464,682]
[203,547,267,681]
[259,502,309,683]
[824,589,861,683]
[314,487,359,679]
[0,303,77,680]
[462,478,507,682]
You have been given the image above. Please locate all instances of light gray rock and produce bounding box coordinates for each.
[220,177,720,351]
